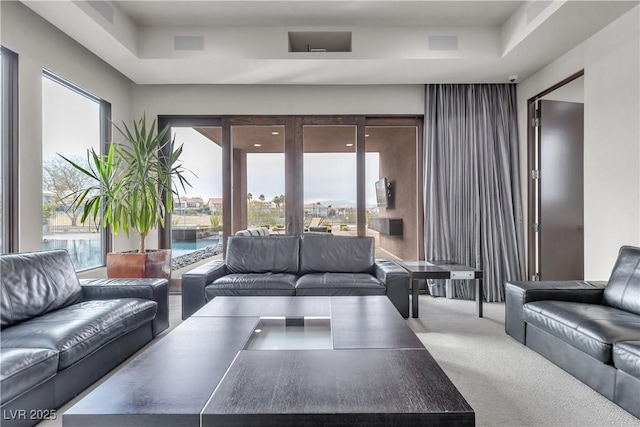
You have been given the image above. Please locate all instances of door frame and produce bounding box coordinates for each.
[526,70,584,280]
[157,115,223,250]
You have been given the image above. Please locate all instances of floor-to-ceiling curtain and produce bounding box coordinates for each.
[424,84,526,302]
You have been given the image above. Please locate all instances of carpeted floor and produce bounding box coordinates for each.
[409,295,640,427]
[39,294,640,426]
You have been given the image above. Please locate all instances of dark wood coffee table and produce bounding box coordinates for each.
[64,296,474,427]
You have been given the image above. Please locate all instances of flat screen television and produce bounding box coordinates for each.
[375,178,391,208]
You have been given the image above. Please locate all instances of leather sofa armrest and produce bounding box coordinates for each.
[80,278,169,336]
[375,260,410,318]
[181,260,228,319]
[505,280,606,344]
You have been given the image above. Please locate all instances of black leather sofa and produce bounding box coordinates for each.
[505,245,640,419]
[182,233,409,319]
[0,250,169,427]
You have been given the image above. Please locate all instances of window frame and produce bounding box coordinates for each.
[42,69,112,269]
[1,47,19,254]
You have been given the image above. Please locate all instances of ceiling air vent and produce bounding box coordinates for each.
[288,32,352,53]
[174,36,205,51]
[428,35,458,51]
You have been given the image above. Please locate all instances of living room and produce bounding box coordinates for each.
[1,1,639,426]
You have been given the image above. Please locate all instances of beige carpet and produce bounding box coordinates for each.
[409,295,640,427]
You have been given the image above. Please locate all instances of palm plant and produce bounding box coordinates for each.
[60,115,191,253]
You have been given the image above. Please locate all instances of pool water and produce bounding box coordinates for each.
[42,238,103,271]
[42,236,221,271]
[171,236,221,258]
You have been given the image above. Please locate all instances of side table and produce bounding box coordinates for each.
[398,260,484,318]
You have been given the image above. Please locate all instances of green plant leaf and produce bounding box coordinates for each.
[57,113,193,252]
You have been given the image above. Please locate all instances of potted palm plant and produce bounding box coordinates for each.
[61,115,191,278]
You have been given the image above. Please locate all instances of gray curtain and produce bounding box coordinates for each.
[424,84,526,302]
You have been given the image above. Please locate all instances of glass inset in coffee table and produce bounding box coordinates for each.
[244,316,332,350]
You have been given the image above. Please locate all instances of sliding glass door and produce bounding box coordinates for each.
[169,126,224,260]
[231,124,286,234]
[160,115,422,262]
[302,125,357,235]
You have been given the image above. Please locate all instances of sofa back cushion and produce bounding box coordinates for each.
[0,250,83,328]
[603,245,640,315]
[300,234,375,274]
[226,236,299,274]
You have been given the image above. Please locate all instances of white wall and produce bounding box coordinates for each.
[0,1,135,253]
[517,6,640,280]
[541,75,584,103]
[133,84,424,117]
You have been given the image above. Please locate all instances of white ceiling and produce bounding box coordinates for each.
[21,0,640,85]
[118,1,523,27]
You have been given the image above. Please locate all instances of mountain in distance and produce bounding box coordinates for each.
[317,200,355,208]
[318,200,378,209]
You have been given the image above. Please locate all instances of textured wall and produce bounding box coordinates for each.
[373,127,419,260]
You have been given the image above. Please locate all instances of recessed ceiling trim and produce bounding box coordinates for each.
[527,1,553,24]
[86,0,114,24]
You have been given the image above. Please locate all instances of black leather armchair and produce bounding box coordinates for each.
[505,246,640,419]
[0,250,169,427]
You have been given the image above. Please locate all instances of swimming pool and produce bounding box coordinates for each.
[42,234,222,271]
[172,236,221,258]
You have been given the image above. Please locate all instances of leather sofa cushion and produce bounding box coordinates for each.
[0,348,59,403]
[299,234,375,274]
[226,236,299,274]
[295,273,386,296]
[0,250,83,327]
[0,299,157,369]
[603,245,640,315]
[207,273,298,298]
[614,341,640,380]
[524,301,640,363]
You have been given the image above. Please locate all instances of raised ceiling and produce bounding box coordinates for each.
[21,0,640,85]
[117,1,523,27]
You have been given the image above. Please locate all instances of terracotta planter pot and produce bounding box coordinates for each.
[106,249,172,279]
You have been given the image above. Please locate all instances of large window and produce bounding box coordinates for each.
[1,47,18,254]
[41,71,110,270]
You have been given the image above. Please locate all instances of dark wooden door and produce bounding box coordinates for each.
[538,100,584,280]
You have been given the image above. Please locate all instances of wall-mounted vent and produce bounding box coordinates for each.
[86,1,114,24]
[527,1,553,24]
[174,36,205,51]
[288,32,352,53]
[428,35,458,51]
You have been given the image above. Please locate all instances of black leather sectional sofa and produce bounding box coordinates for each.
[505,245,640,419]
[0,250,169,427]
[182,233,409,319]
